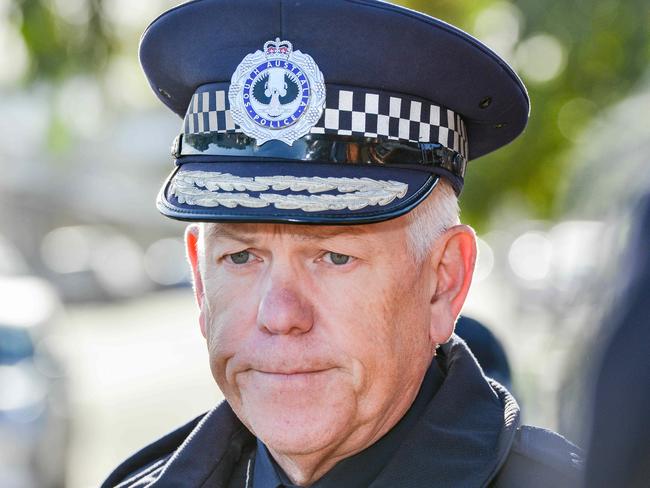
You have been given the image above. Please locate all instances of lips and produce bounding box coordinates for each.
[241,368,337,389]
[254,368,330,376]
[224,346,343,387]
[235,356,338,378]
[248,368,335,382]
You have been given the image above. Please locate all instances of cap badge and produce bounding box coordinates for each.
[229,38,326,146]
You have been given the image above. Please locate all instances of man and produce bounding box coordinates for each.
[103,0,581,486]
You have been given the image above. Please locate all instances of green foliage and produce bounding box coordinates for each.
[13,0,114,81]
[400,0,650,229]
[46,115,73,155]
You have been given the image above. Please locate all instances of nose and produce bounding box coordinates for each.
[257,275,314,336]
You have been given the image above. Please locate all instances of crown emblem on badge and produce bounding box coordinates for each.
[264,38,292,57]
[229,39,326,146]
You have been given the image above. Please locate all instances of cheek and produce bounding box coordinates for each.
[202,276,259,383]
[321,267,426,341]
[317,268,432,398]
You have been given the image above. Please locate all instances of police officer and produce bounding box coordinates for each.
[103,1,582,486]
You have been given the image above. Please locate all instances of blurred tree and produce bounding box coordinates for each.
[405,0,650,229]
[8,0,650,229]
[12,0,114,80]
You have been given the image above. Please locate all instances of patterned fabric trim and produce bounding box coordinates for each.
[183,87,468,159]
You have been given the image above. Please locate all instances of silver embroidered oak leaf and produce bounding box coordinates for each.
[170,171,408,212]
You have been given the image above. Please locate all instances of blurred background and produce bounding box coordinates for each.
[0,0,648,486]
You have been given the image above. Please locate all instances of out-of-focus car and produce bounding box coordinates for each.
[0,238,69,488]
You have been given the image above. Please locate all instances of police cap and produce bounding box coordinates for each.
[140,0,529,224]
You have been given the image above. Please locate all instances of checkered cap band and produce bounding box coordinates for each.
[183,87,469,160]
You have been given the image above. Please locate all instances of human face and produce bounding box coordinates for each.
[195,219,439,460]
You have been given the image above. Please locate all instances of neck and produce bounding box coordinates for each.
[269,448,346,486]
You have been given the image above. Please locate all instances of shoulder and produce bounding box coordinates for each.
[493,425,584,488]
[100,412,207,488]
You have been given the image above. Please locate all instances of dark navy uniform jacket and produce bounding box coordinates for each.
[102,336,582,487]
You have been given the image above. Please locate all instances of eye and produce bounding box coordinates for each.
[226,250,252,265]
[324,252,352,266]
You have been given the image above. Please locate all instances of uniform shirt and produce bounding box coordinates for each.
[252,360,444,488]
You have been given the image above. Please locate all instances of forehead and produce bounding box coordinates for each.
[203,220,407,245]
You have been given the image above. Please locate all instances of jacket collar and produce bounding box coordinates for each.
[145,403,253,487]
[369,337,520,487]
[146,335,520,487]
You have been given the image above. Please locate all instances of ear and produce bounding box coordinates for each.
[428,224,477,345]
[185,224,207,338]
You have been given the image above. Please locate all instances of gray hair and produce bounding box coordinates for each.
[194,179,459,272]
[404,179,460,262]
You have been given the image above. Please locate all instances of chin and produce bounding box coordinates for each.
[237,376,357,455]
[253,408,349,456]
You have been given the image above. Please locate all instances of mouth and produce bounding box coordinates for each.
[244,368,336,387]
[254,368,331,377]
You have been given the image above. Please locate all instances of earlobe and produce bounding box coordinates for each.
[185,224,207,338]
[428,225,477,344]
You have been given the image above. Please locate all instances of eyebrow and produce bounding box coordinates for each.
[205,223,373,244]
